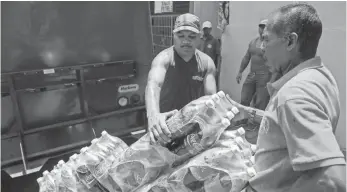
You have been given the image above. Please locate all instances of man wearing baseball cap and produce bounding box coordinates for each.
[145,13,217,144]
[235,19,272,127]
[199,21,221,90]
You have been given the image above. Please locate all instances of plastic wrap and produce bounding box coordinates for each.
[37,91,257,192]
[137,127,256,192]
[109,91,236,191]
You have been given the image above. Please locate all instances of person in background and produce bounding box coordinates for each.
[226,3,346,192]
[145,13,217,144]
[199,21,221,90]
[236,19,271,115]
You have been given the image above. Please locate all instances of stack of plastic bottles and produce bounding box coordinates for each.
[37,91,257,192]
[37,131,128,192]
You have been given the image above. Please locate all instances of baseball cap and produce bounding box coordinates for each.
[173,13,200,34]
[202,21,212,29]
[259,19,268,27]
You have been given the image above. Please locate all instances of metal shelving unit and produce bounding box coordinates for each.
[1,60,147,172]
[150,14,179,57]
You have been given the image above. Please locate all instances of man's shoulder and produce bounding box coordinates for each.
[291,66,337,90]
[154,46,174,64]
[195,49,215,72]
[278,66,339,105]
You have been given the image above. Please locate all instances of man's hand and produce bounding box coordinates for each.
[148,109,178,144]
[225,94,248,122]
[236,72,242,84]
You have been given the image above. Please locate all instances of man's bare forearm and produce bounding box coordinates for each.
[145,82,161,118]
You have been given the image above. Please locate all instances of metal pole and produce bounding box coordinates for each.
[76,69,96,138]
[8,75,28,174]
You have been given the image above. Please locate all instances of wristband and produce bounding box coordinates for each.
[248,109,256,123]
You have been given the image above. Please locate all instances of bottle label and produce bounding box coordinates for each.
[94,158,111,179]
[61,169,77,191]
[76,165,97,188]
[45,178,56,192]
[184,133,203,155]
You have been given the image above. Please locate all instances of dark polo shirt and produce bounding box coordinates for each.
[199,34,220,66]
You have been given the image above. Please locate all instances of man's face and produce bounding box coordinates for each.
[261,26,290,73]
[203,28,212,36]
[173,30,199,56]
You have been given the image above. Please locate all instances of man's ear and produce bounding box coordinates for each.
[287,32,298,51]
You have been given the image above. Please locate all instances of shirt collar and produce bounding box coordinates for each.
[201,34,213,40]
[267,56,323,95]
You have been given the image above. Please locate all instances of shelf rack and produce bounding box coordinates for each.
[1,60,148,172]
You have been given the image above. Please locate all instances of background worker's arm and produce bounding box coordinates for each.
[236,41,252,84]
[204,56,217,95]
[239,42,252,73]
[215,38,222,72]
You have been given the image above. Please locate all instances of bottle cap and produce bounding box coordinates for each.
[80,147,88,153]
[101,131,108,136]
[226,111,235,120]
[231,106,239,114]
[58,160,65,166]
[37,177,43,183]
[58,160,65,164]
[217,91,226,98]
[205,100,215,108]
[70,154,78,160]
[237,127,245,135]
[251,145,257,153]
[212,94,220,103]
[43,170,49,176]
[221,118,231,127]
[91,138,99,144]
[247,167,256,177]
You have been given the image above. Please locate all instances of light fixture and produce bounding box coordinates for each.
[118,96,128,107]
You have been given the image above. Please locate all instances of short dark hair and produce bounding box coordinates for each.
[268,3,322,59]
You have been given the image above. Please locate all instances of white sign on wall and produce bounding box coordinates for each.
[154,1,173,14]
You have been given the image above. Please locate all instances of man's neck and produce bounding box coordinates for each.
[174,47,195,62]
[281,56,311,76]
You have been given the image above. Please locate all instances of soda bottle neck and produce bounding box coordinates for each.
[246,167,256,177]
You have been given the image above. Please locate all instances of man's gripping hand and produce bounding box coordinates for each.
[148,110,178,144]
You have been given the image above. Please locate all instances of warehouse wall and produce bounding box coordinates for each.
[194,1,346,149]
[192,1,222,39]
